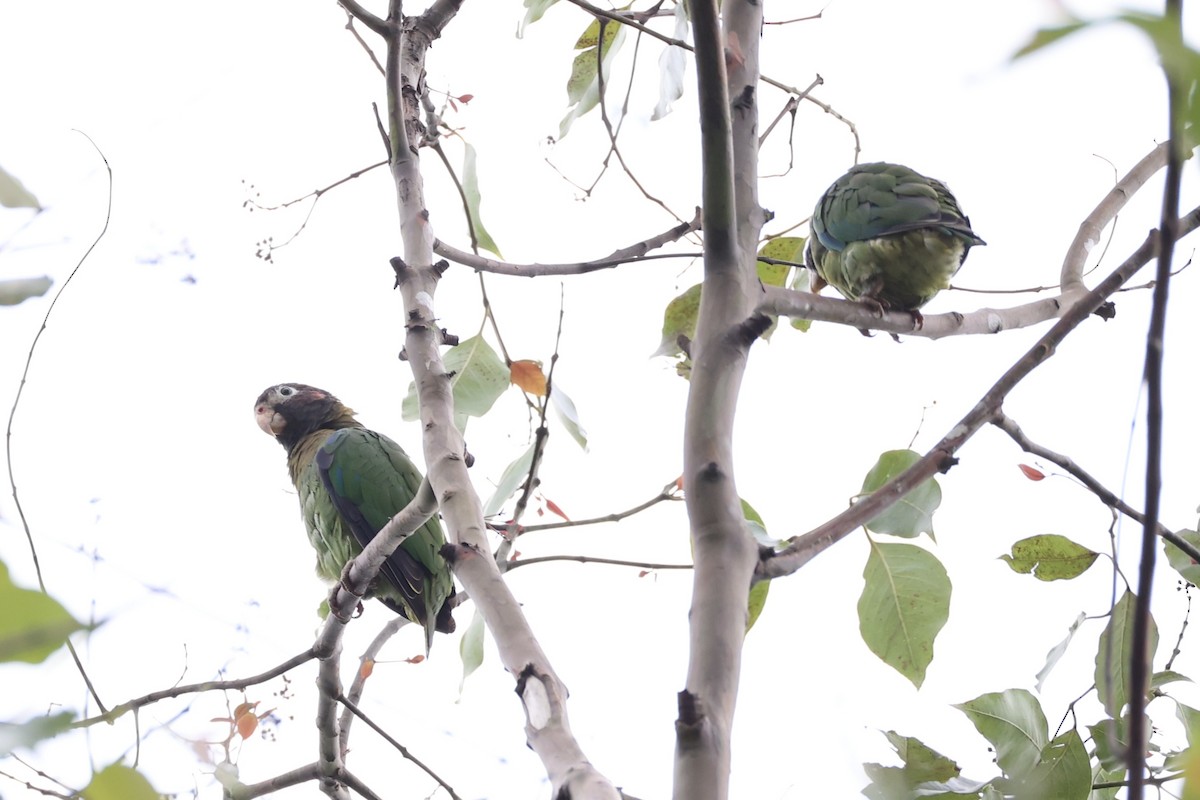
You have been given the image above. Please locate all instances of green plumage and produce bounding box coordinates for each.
[805,162,985,313]
[256,384,455,652]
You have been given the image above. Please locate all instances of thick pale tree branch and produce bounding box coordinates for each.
[764,204,1200,579]
[433,210,700,276]
[376,8,619,798]
[675,1,765,799]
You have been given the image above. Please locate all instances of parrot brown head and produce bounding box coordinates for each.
[254,384,359,453]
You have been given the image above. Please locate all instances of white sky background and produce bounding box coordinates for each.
[1,1,1199,798]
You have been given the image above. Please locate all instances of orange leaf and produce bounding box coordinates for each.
[1018,464,1045,481]
[510,360,547,396]
[675,475,684,491]
[405,654,426,665]
[236,708,259,739]
[360,659,375,680]
[458,94,474,103]
[544,497,570,521]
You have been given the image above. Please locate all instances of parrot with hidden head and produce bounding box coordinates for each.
[255,383,455,652]
[804,162,985,325]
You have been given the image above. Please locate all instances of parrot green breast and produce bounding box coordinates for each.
[805,162,985,311]
[288,427,454,651]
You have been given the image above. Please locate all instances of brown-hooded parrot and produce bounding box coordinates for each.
[254,383,455,652]
[804,162,985,319]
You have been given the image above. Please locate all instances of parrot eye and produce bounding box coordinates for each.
[279,386,296,398]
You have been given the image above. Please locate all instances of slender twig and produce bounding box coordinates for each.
[343,10,385,75]
[433,210,700,276]
[6,132,112,714]
[1165,587,1190,672]
[73,649,316,728]
[337,694,463,800]
[520,480,683,534]
[506,554,692,572]
[991,413,1200,565]
[338,0,387,36]
[1128,5,1184,792]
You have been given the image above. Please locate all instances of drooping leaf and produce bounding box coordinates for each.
[999,534,1099,581]
[1035,611,1087,692]
[558,15,627,138]
[858,541,950,688]
[461,143,502,258]
[881,730,961,784]
[1088,717,1131,772]
[861,450,941,539]
[1012,19,1090,59]
[1096,590,1158,717]
[82,763,159,800]
[458,609,486,697]
[0,711,74,755]
[651,2,688,120]
[653,282,701,358]
[1015,729,1091,800]
[741,498,771,634]
[1018,463,1046,481]
[517,0,559,37]
[0,560,86,663]
[1164,529,1200,584]
[0,276,52,306]
[789,268,813,332]
[402,334,509,430]
[510,359,547,396]
[483,444,535,518]
[954,689,1048,780]
[549,384,588,450]
[0,164,40,209]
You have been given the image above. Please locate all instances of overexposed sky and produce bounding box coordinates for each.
[2,1,1199,798]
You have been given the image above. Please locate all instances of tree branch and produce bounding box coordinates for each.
[765,205,1200,579]
[432,210,700,276]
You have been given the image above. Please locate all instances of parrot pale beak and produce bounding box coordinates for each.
[255,403,287,437]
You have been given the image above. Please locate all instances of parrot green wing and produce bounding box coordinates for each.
[806,162,985,311]
[302,427,454,651]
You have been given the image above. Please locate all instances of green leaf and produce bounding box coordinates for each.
[756,237,804,287]
[1178,702,1200,743]
[549,384,588,450]
[881,730,960,784]
[1016,729,1091,800]
[746,580,769,635]
[461,143,502,258]
[741,498,771,634]
[1087,717,1130,772]
[651,2,688,121]
[483,444,535,518]
[858,541,950,688]
[1096,590,1158,718]
[558,16,627,138]
[1151,669,1192,690]
[861,450,941,538]
[0,164,40,209]
[457,609,485,697]
[1163,529,1200,584]
[0,276,52,306]
[518,0,559,37]
[82,763,159,800]
[0,560,86,663]
[0,711,74,755]
[1035,612,1087,692]
[1089,765,1123,800]
[653,283,701,358]
[789,268,813,332]
[955,689,1048,780]
[402,335,509,430]
[1012,20,1090,59]
[999,534,1099,581]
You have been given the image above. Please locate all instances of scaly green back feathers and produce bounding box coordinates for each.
[805,162,985,312]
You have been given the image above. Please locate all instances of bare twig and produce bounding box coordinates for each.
[506,554,692,572]
[433,209,700,276]
[338,694,463,800]
[519,479,683,534]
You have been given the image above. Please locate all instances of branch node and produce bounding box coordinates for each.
[440,327,460,346]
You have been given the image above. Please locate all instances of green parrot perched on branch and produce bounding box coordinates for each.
[805,162,985,322]
[255,383,455,652]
